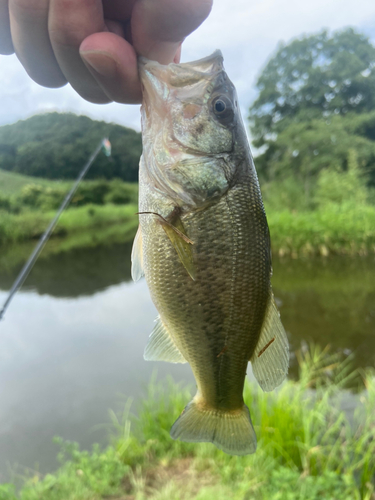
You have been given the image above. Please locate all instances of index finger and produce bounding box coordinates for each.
[131,0,213,64]
[48,0,110,103]
[0,0,14,54]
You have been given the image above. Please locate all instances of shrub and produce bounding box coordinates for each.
[315,150,368,208]
[0,195,12,211]
[17,184,65,210]
[71,180,110,206]
[261,176,315,212]
[104,182,138,205]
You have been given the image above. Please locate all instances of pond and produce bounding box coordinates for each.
[0,239,374,482]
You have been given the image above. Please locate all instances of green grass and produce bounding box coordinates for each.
[3,200,375,256]
[0,169,72,196]
[2,346,375,500]
[2,169,375,256]
[0,204,138,245]
[0,170,139,247]
[267,202,375,257]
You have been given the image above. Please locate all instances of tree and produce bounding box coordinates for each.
[0,113,142,182]
[256,112,375,198]
[250,28,375,149]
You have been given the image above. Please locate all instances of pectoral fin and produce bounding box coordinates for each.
[250,292,289,392]
[136,211,196,281]
[161,216,196,281]
[131,226,144,282]
[144,316,187,364]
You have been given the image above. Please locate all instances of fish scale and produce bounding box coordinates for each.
[132,51,289,455]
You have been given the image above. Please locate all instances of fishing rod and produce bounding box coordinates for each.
[0,138,112,321]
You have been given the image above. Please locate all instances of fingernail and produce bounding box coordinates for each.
[80,51,117,78]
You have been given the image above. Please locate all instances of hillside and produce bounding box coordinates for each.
[0,112,142,182]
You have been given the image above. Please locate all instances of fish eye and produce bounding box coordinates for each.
[212,95,234,123]
[215,100,226,113]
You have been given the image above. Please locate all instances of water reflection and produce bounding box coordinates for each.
[0,241,133,297]
[1,242,374,373]
[272,257,375,378]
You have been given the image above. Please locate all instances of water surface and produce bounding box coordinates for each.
[0,240,374,481]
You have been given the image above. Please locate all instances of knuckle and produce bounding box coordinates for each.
[148,0,213,41]
[49,23,85,48]
[49,0,104,48]
[171,0,212,22]
[11,0,48,17]
[57,0,100,13]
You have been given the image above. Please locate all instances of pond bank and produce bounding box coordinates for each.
[1,348,374,500]
[1,202,375,257]
[0,203,138,247]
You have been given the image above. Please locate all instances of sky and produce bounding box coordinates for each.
[0,0,375,132]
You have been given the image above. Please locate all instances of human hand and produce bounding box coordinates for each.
[0,0,212,104]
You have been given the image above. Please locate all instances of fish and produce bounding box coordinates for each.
[131,51,289,456]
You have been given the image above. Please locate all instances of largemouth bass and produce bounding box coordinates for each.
[132,51,289,456]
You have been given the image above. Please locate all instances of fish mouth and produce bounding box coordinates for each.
[139,50,223,81]
[139,50,225,95]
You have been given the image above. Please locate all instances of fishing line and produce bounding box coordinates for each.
[0,138,112,321]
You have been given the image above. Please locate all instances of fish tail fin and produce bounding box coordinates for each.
[170,397,257,456]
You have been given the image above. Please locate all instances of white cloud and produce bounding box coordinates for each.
[0,54,142,129]
[0,0,374,131]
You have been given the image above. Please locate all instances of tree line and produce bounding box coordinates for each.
[0,112,142,183]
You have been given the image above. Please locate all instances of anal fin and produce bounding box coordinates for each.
[144,316,187,364]
[250,292,289,392]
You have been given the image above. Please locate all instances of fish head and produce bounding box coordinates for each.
[139,51,245,206]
